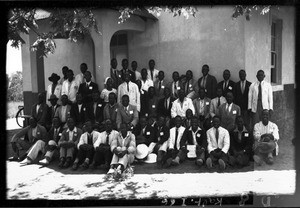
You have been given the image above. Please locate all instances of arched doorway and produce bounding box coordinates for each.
[110,30,129,67]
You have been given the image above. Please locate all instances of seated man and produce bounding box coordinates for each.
[182,109,193,129]
[103,92,119,130]
[134,116,157,161]
[164,116,187,167]
[31,92,48,128]
[87,91,105,130]
[253,109,279,165]
[116,94,139,131]
[206,116,230,171]
[228,116,253,168]
[171,89,195,119]
[193,87,211,129]
[157,87,175,127]
[92,119,118,170]
[55,94,72,129]
[181,70,197,99]
[39,117,64,165]
[9,117,48,163]
[155,116,170,167]
[209,87,226,118]
[72,120,100,170]
[108,123,136,174]
[217,92,241,132]
[181,116,207,167]
[58,117,83,168]
[70,93,89,129]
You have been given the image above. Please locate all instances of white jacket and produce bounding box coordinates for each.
[248,80,273,112]
[168,126,186,150]
[206,126,230,154]
[117,81,141,112]
[77,131,101,149]
[171,97,195,118]
[46,84,62,106]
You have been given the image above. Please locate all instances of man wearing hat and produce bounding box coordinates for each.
[39,117,64,166]
[46,73,62,107]
[108,123,136,174]
[78,71,98,104]
[253,109,279,165]
[46,94,60,130]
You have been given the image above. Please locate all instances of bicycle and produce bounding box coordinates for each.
[15,105,31,128]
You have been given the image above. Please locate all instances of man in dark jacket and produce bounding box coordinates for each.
[70,93,89,129]
[31,93,48,128]
[78,71,99,104]
[197,64,218,99]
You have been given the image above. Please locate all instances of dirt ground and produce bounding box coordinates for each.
[5,129,296,200]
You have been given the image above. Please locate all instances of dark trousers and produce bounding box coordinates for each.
[196,146,206,161]
[77,147,94,164]
[93,145,113,165]
[228,153,250,167]
[165,148,187,162]
[209,149,228,164]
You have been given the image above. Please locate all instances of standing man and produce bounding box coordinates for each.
[171,89,195,119]
[75,63,88,85]
[61,69,79,103]
[78,71,99,104]
[157,87,175,127]
[131,61,141,81]
[217,69,235,97]
[197,64,217,99]
[70,93,89,129]
[248,70,273,128]
[120,59,135,82]
[147,59,159,82]
[59,66,69,85]
[209,87,226,118]
[206,116,230,171]
[169,71,182,99]
[140,68,154,92]
[31,93,48,128]
[46,94,60,130]
[110,58,122,89]
[217,92,241,132]
[181,70,197,99]
[117,72,140,112]
[154,70,168,99]
[234,70,252,129]
[46,73,62,106]
[87,91,104,127]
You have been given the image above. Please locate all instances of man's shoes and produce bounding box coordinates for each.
[107,168,115,174]
[266,156,274,165]
[206,158,212,169]
[164,158,172,168]
[81,162,89,170]
[20,158,32,165]
[58,158,65,168]
[39,158,50,166]
[72,162,79,171]
[171,157,180,166]
[8,156,19,162]
[218,159,226,170]
[196,159,203,167]
[253,155,263,166]
[63,158,72,168]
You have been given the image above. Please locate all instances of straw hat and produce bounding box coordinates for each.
[144,153,157,163]
[135,144,148,159]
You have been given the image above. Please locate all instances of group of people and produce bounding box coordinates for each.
[9,58,279,174]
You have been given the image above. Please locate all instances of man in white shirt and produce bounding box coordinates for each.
[206,116,230,171]
[164,116,187,167]
[147,59,159,82]
[140,68,154,92]
[75,63,88,85]
[209,87,226,118]
[61,69,79,103]
[54,94,71,129]
[117,72,140,112]
[46,73,62,106]
[92,119,118,170]
[171,89,195,119]
[253,110,279,165]
[248,70,273,128]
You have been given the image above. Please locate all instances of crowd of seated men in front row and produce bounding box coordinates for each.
[9,60,279,174]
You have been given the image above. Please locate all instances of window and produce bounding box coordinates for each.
[270,18,282,84]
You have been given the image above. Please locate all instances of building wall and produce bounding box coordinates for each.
[128,6,246,83]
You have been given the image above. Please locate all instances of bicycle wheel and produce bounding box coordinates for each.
[16,107,25,128]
